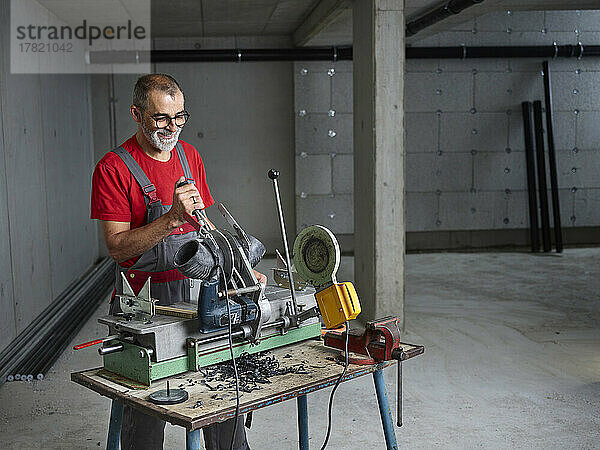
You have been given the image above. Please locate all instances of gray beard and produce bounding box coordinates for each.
[141,121,182,153]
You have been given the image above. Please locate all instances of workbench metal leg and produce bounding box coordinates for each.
[373,369,398,450]
[297,394,309,450]
[106,399,123,450]
[186,428,203,450]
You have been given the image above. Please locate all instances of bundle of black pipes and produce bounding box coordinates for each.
[521,62,564,254]
[0,258,115,383]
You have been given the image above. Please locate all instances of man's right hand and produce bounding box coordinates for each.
[100,177,207,263]
[168,176,204,227]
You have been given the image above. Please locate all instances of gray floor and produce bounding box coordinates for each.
[1,249,599,449]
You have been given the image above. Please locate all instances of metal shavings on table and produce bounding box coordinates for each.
[200,352,312,393]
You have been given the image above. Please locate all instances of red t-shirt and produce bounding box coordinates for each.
[91,135,214,267]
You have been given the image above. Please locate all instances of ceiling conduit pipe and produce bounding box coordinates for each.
[406,0,484,37]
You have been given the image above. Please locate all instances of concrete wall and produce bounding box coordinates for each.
[92,36,296,255]
[295,9,600,250]
[0,4,97,354]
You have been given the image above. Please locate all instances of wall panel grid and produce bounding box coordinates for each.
[294,61,353,232]
[295,10,600,235]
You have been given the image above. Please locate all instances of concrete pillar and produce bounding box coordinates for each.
[353,0,405,327]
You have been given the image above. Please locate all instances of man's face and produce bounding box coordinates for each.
[138,89,185,152]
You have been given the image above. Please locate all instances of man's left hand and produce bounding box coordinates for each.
[254,270,267,285]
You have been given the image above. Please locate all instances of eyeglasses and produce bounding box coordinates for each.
[145,110,190,129]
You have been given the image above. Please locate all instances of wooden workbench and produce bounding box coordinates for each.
[72,339,423,448]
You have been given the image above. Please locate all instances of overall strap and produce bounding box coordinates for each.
[175,142,195,184]
[112,146,160,205]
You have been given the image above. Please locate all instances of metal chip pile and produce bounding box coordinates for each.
[199,352,311,393]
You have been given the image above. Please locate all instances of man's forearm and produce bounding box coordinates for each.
[105,214,180,263]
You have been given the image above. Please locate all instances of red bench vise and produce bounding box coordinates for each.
[323,316,423,427]
[323,316,406,364]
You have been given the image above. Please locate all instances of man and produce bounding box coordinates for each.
[91,73,263,449]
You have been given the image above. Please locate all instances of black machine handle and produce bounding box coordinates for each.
[176,179,205,219]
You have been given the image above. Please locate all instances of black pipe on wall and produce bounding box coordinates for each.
[151,44,598,62]
[88,43,600,64]
[406,43,595,59]
[153,46,353,62]
[89,47,353,65]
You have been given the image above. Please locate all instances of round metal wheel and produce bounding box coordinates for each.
[293,225,340,287]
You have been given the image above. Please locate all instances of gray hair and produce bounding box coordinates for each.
[132,74,183,110]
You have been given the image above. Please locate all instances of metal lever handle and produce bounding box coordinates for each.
[391,347,406,427]
[397,357,402,427]
[73,335,118,350]
[73,338,103,350]
[98,343,124,356]
[268,169,298,318]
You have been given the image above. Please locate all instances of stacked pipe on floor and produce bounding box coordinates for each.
[1,258,115,383]
[520,60,564,254]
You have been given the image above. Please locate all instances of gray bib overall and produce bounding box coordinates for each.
[112,142,200,309]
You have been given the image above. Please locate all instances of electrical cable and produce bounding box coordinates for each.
[218,264,241,450]
[201,225,240,450]
[320,320,350,450]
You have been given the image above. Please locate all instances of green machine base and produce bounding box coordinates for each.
[102,322,321,388]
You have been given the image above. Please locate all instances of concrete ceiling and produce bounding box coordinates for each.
[151,0,321,37]
[149,0,600,44]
